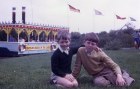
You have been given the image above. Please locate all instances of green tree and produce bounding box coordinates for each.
[98,31,110,47]
[70,32,81,47]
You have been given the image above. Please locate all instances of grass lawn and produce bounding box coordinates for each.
[0,49,140,89]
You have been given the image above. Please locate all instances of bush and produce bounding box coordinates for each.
[70,32,82,47]
[104,39,122,50]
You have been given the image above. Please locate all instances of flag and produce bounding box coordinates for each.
[116,15,126,20]
[68,4,80,13]
[94,9,103,15]
[130,17,136,21]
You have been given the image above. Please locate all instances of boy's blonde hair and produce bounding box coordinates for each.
[57,30,71,41]
[84,32,99,43]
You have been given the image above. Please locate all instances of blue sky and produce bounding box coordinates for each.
[0,0,140,33]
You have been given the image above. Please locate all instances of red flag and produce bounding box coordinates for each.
[68,4,80,13]
[116,15,126,20]
[94,9,103,15]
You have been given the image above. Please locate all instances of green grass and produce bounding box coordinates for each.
[0,49,140,89]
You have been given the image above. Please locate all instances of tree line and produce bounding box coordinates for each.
[70,27,137,50]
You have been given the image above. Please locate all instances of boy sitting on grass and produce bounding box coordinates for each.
[50,30,78,88]
[72,32,134,87]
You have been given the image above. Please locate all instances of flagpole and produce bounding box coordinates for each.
[119,24,126,30]
[116,14,127,30]
[67,5,70,32]
[113,7,116,30]
[77,12,80,33]
[114,14,116,30]
[93,9,103,31]
[92,9,95,31]
[68,4,80,33]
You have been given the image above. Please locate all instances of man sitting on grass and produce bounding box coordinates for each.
[72,32,134,87]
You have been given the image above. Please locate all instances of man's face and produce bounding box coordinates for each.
[58,39,70,50]
[84,40,97,53]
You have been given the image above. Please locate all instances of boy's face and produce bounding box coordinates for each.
[84,40,97,53]
[58,38,70,50]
